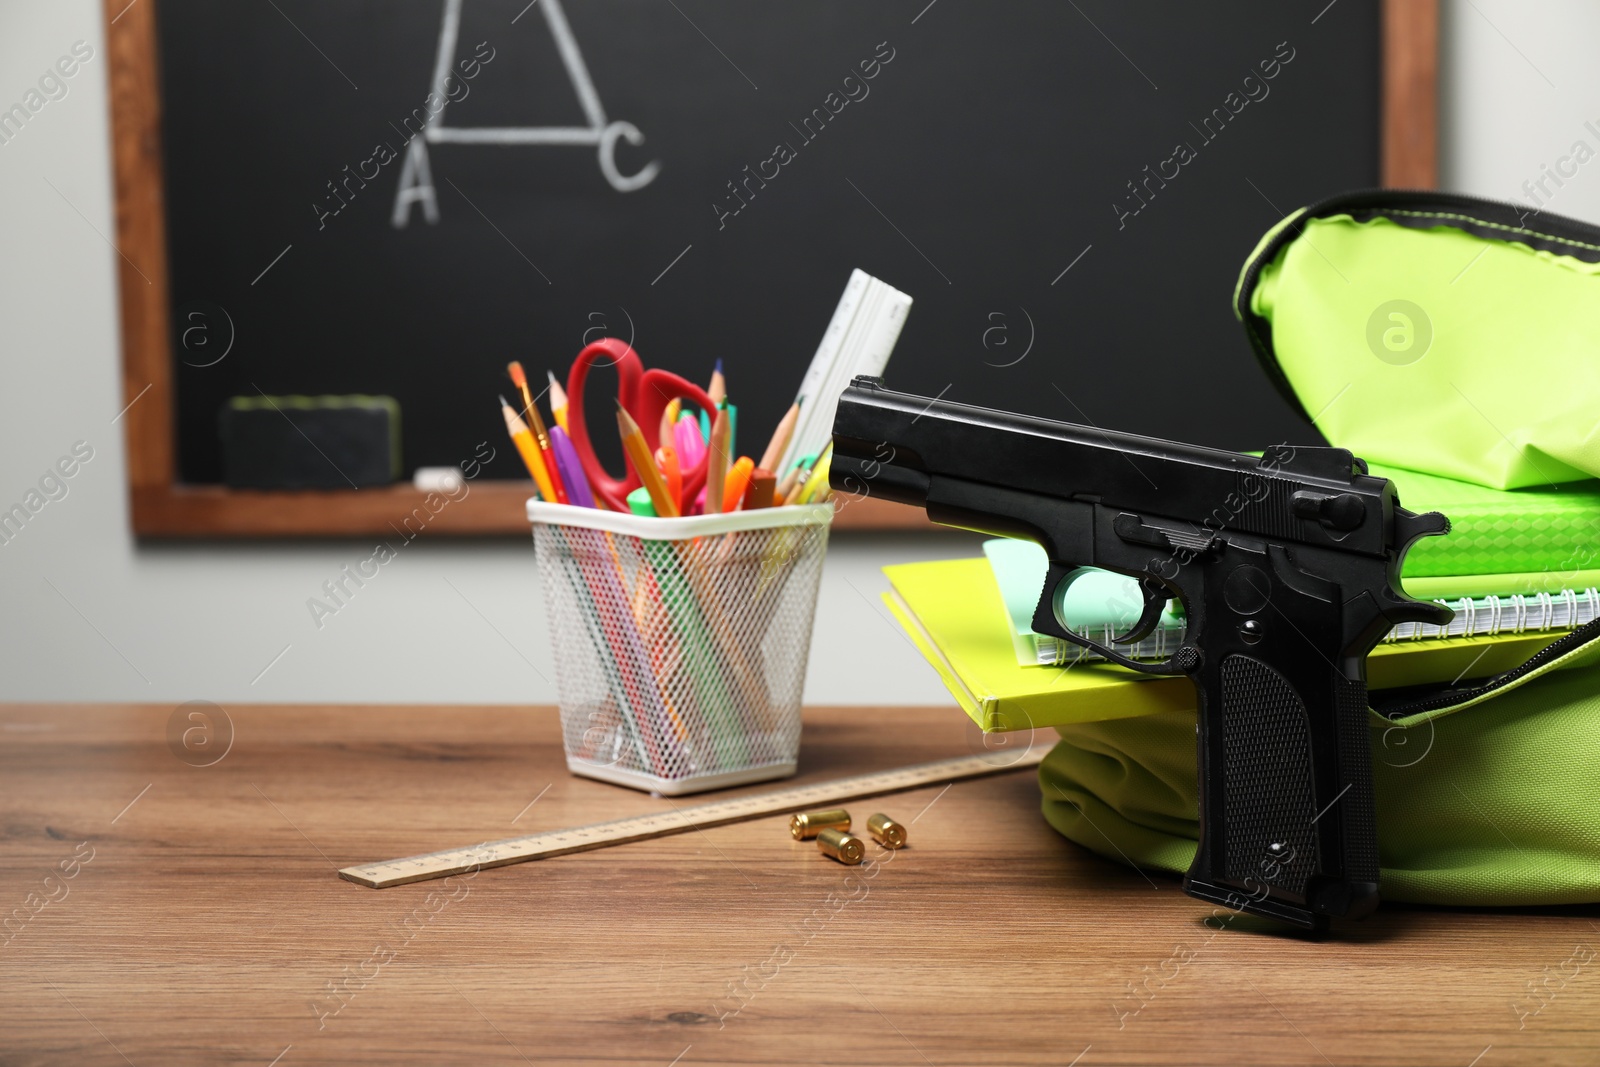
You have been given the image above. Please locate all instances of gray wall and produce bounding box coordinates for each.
[1,0,1594,705]
[1439,0,1600,224]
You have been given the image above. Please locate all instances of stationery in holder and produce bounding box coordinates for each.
[528,502,833,794]
[504,268,906,793]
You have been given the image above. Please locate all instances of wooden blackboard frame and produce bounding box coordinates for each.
[106,0,1437,537]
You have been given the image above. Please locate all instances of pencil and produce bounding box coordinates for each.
[795,442,834,504]
[658,445,682,514]
[500,395,553,500]
[708,358,726,408]
[775,463,803,504]
[705,406,731,513]
[509,362,567,504]
[547,370,570,433]
[758,401,800,474]
[617,403,679,517]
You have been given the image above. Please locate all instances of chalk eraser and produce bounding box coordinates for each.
[219,395,399,490]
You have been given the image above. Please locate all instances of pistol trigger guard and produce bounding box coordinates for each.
[1111,577,1170,646]
[1031,562,1092,643]
[1032,562,1185,677]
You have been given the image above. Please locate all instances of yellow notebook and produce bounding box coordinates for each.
[883,557,1563,734]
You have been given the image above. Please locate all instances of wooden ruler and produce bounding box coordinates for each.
[340,748,1046,888]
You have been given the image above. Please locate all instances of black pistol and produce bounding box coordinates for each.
[830,377,1453,930]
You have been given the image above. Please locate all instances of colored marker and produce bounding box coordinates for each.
[658,445,682,514]
[744,467,776,510]
[676,411,706,468]
[723,456,755,512]
[550,425,595,508]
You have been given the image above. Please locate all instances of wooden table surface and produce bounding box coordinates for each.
[1,703,1597,1066]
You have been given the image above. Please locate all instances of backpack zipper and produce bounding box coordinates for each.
[1377,616,1600,720]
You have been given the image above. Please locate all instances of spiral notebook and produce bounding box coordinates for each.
[983,538,1600,668]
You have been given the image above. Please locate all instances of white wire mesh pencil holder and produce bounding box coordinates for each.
[528,500,833,795]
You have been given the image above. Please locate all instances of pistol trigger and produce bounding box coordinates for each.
[1111,578,1169,645]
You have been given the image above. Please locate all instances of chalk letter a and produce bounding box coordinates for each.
[392,139,440,228]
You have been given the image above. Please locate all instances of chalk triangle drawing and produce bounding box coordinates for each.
[392,0,661,228]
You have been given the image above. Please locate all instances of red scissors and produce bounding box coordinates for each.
[565,338,717,512]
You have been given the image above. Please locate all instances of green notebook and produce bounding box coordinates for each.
[1366,460,1600,586]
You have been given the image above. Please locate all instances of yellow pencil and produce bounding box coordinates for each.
[705,406,731,513]
[500,395,554,501]
[617,403,679,517]
[546,371,569,433]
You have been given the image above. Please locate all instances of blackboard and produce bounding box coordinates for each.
[153,0,1380,492]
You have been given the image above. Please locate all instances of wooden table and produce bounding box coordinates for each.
[2,704,1596,1066]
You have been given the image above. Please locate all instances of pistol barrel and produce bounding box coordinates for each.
[829,376,1409,558]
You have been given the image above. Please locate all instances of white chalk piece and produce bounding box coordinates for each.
[412,467,465,494]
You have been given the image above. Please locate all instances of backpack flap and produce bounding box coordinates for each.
[1236,190,1600,490]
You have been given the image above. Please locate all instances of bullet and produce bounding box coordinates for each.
[867,813,907,850]
[817,829,864,866]
[790,809,850,840]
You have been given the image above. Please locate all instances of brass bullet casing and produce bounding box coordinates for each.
[817,829,865,866]
[867,813,907,849]
[790,809,850,840]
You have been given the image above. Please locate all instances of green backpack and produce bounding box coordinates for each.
[1042,191,1600,907]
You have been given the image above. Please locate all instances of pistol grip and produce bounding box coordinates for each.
[1184,653,1379,930]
